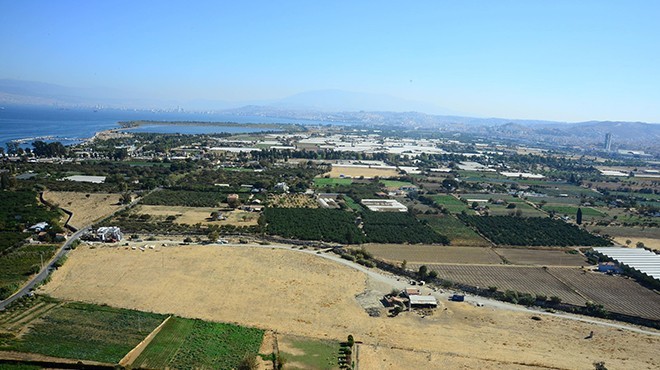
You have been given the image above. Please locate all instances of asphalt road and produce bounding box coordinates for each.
[0,188,155,311]
[0,226,89,310]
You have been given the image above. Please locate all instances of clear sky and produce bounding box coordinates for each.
[1,1,659,122]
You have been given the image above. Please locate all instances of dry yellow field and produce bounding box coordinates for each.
[614,237,660,251]
[325,165,399,179]
[43,191,123,229]
[41,245,659,370]
[136,205,259,226]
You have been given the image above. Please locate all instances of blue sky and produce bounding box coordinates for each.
[1,1,659,122]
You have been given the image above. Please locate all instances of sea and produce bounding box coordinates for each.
[0,105,335,149]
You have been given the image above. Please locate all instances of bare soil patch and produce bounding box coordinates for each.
[137,205,259,226]
[358,244,503,265]
[40,245,660,370]
[613,237,660,251]
[494,248,587,266]
[43,191,122,229]
[325,166,399,179]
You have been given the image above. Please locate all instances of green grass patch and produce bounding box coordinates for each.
[380,180,414,188]
[430,195,469,213]
[132,316,195,369]
[2,302,166,363]
[314,178,353,187]
[279,335,339,370]
[342,196,363,211]
[418,215,490,246]
[166,319,264,370]
[542,205,607,219]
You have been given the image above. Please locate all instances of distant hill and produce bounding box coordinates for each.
[1,78,658,153]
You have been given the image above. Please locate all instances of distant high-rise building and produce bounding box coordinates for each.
[604,133,612,151]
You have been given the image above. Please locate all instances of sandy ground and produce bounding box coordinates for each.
[43,191,123,229]
[614,237,660,251]
[325,166,399,179]
[41,245,659,370]
[137,205,259,226]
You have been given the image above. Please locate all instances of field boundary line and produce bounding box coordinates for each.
[119,315,172,367]
[543,268,591,302]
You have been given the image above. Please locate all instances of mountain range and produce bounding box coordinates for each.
[1,79,658,154]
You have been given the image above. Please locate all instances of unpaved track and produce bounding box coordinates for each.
[41,243,660,370]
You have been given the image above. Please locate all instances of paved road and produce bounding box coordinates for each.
[0,189,156,310]
[0,226,90,310]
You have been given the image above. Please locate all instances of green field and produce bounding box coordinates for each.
[132,316,194,369]
[3,302,166,363]
[0,244,59,300]
[314,178,353,187]
[485,202,546,217]
[279,335,339,370]
[134,317,264,370]
[380,180,414,188]
[542,205,607,219]
[343,196,363,211]
[430,195,470,213]
[418,214,490,246]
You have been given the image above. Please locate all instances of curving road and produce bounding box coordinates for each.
[223,242,660,337]
[0,189,157,310]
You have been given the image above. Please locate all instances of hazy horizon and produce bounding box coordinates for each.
[1,1,659,123]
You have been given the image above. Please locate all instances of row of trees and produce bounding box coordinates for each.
[457,215,611,247]
[263,208,449,244]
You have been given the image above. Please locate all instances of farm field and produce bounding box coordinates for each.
[136,205,259,226]
[380,180,414,189]
[42,191,122,229]
[37,244,660,370]
[0,300,166,363]
[494,248,587,266]
[418,215,491,246]
[313,177,353,187]
[343,196,363,211]
[413,264,586,305]
[458,215,610,246]
[429,194,469,213]
[132,317,263,370]
[324,165,399,179]
[484,202,546,217]
[542,205,608,220]
[141,189,232,207]
[268,193,319,208]
[0,244,59,300]
[277,334,339,370]
[358,244,503,265]
[549,268,660,321]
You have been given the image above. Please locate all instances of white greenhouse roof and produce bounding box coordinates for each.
[593,247,660,280]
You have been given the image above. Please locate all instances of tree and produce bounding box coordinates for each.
[471,201,479,209]
[208,230,219,242]
[120,192,132,204]
[401,259,407,270]
[576,207,583,225]
[625,239,632,246]
[418,265,428,279]
[636,241,645,248]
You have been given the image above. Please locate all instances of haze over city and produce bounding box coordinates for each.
[1,1,659,123]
